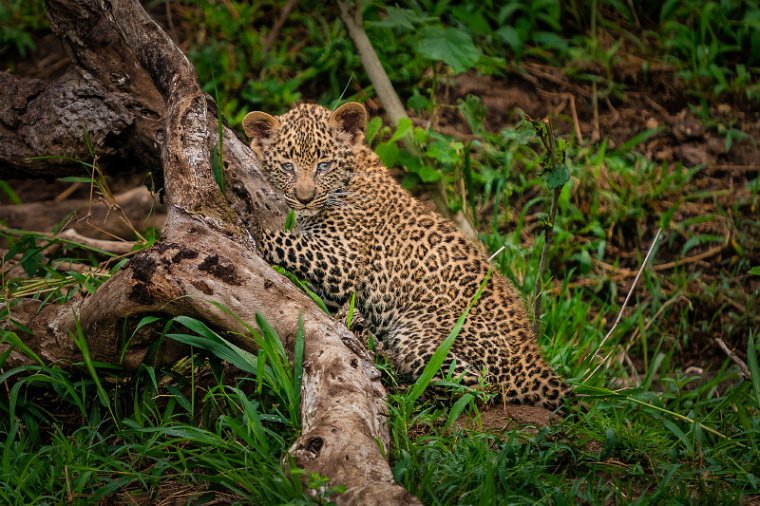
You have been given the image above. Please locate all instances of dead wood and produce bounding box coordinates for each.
[0,0,419,503]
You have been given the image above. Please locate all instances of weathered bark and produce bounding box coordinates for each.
[0,0,419,503]
[0,67,161,178]
[0,0,165,178]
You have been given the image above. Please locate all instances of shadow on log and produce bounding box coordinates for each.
[0,0,419,503]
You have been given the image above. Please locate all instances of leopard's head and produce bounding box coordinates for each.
[243,102,368,215]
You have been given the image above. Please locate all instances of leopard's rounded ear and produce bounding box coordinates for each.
[330,102,368,142]
[242,111,280,141]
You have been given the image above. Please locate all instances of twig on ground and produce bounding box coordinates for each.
[58,229,135,255]
[520,62,593,98]
[50,260,109,276]
[647,232,730,271]
[487,245,506,262]
[568,93,583,145]
[536,89,584,144]
[54,182,82,202]
[704,164,760,173]
[715,338,751,379]
[556,231,731,294]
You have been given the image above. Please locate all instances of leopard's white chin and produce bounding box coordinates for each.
[292,207,321,218]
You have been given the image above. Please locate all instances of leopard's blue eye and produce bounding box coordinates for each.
[316,161,332,174]
[281,162,294,173]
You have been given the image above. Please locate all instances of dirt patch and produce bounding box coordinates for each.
[451,64,760,172]
[438,62,759,372]
[456,404,557,432]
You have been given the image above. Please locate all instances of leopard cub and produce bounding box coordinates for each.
[243,102,567,409]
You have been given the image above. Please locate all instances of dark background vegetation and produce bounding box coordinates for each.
[1,0,759,503]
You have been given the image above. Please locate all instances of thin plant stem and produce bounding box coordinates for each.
[533,186,560,337]
[585,227,662,380]
[533,116,563,337]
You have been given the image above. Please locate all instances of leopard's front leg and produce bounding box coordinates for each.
[258,226,359,308]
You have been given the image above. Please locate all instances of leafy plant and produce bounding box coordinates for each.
[0,0,47,58]
[658,0,760,98]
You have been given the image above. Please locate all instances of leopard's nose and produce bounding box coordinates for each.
[295,187,315,204]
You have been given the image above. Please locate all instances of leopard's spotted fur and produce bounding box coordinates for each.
[243,102,567,409]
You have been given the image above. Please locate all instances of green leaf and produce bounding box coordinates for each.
[56,176,95,183]
[415,26,481,74]
[458,95,487,135]
[376,141,400,167]
[450,6,490,36]
[369,6,435,30]
[501,121,536,145]
[444,393,476,430]
[407,92,430,112]
[389,118,413,143]
[71,317,112,414]
[415,165,443,183]
[345,292,357,329]
[19,250,44,276]
[1,331,44,366]
[749,266,760,276]
[272,266,331,314]
[530,31,568,53]
[0,181,21,205]
[366,116,383,145]
[212,141,225,193]
[663,419,694,454]
[425,140,460,165]
[496,26,522,51]
[544,164,569,190]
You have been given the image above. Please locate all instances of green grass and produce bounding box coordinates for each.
[0,314,323,504]
[2,0,759,503]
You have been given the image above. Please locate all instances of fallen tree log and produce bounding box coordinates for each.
[0,0,419,503]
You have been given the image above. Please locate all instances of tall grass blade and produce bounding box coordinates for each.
[293,315,305,418]
[748,332,760,409]
[254,313,300,426]
[272,266,331,314]
[405,270,491,409]
[444,393,476,430]
[345,292,357,329]
[70,317,113,418]
[1,331,44,366]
